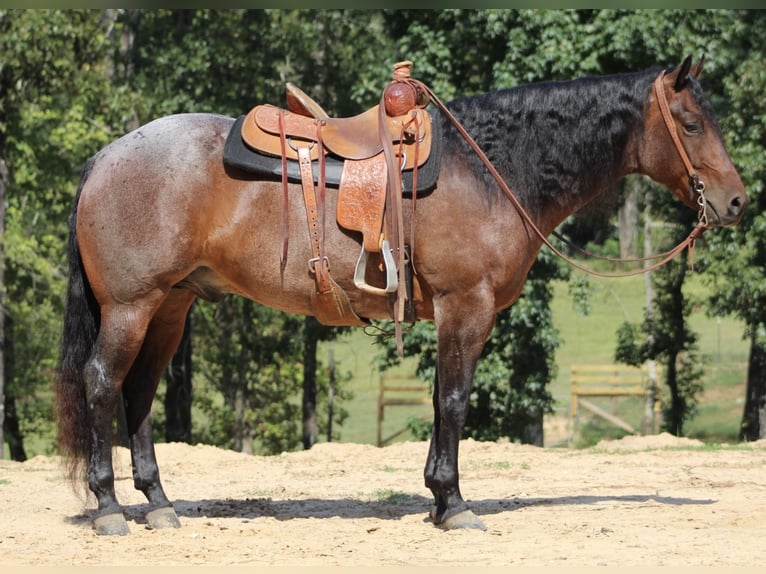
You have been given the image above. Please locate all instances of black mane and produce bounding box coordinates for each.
[438,68,662,213]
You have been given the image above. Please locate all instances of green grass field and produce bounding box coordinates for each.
[323,270,750,448]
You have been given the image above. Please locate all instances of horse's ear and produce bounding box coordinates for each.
[691,54,705,78]
[672,55,694,92]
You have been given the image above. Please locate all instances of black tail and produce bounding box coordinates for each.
[55,157,101,484]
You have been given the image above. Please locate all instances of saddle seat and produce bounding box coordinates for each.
[242,99,432,167]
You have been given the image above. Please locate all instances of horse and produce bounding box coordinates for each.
[55,56,746,535]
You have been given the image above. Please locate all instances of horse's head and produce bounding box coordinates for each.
[642,55,747,227]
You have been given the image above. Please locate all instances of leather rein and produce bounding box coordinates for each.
[406,70,709,279]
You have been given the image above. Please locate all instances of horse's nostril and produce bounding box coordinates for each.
[730,195,744,213]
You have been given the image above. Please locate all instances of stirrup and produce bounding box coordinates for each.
[353,240,398,296]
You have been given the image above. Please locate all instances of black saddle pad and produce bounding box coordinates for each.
[222,111,442,194]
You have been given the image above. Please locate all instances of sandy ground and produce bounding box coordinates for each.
[1,433,765,567]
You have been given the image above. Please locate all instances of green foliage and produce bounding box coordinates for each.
[568,276,593,318]
[704,14,766,329]
[187,299,352,454]
[614,197,705,435]
[405,415,432,441]
[575,417,631,449]
[1,10,128,456]
[703,30,766,434]
[615,321,643,367]
[190,298,304,454]
[3,9,766,455]
[123,10,390,119]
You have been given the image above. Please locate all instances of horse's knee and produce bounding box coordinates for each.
[432,463,459,493]
[441,389,470,420]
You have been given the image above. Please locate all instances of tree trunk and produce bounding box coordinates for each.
[2,314,25,460]
[740,323,766,441]
[234,386,252,454]
[641,191,658,435]
[618,178,640,259]
[522,411,544,447]
[165,312,193,443]
[0,149,7,456]
[302,317,319,450]
[664,352,683,436]
[3,394,26,461]
[642,360,659,435]
[326,342,335,443]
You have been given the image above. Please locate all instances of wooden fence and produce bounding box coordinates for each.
[377,375,431,447]
[569,363,661,445]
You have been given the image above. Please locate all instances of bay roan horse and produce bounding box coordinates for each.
[56,56,746,535]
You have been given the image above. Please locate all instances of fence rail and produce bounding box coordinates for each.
[377,375,431,447]
[569,363,661,445]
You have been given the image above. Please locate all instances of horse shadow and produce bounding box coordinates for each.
[105,491,715,526]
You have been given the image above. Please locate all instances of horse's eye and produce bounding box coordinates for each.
[683,122,702,135]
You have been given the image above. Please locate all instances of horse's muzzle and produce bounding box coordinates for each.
[709,188,748,227]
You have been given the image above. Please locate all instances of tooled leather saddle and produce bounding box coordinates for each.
[223,61,440,332]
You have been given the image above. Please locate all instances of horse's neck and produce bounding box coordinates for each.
[453,72,650,234]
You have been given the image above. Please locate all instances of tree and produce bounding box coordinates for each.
[190,298,301,453]
[702,11,766,440]
[615,193,705,435]
[378,9,758,443]
[1,10,121,458]
[164,312,193,443]
[2,9,762,454]
[0,143,6,454]
[302,318,350,449]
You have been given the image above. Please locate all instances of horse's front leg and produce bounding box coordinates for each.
[425,296,496,530]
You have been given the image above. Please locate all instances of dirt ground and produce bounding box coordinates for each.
[1,433,765,567]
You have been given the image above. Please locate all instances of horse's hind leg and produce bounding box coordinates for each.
[122,289,196,530]
[84,302,159,535]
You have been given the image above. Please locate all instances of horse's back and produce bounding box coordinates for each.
[87,113,234,190]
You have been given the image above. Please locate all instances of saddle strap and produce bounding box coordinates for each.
[298,145,331,293]
[379,89,407,354]
[297,137,368,327]
[279,110,290,278]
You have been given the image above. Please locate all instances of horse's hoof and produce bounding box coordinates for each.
[440,509,487,531]
[93,512,130,536]
[146,506,181,530]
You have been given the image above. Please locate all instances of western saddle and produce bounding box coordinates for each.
[240,61,433,335]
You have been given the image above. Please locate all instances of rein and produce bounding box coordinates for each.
[404,71,709,279]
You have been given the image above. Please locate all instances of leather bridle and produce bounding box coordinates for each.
[415,70,709,278]
[652,71,709,228]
